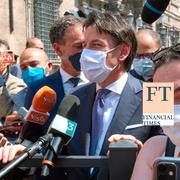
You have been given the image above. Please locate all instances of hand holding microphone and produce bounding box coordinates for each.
[2,85,57,135]
[3,112,22,134]
[0,91,79,178]
[0,86,57,164]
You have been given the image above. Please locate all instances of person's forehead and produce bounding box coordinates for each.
[137,34,159,53]
[63,25,84,42]
[33,41,43,47]
[20,51,45,64]
[84,26,113,43]
[153,60,180,85]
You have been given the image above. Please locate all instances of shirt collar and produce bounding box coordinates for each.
[60,67,73,83]
[60,67,89,84]
[96,72,128,95]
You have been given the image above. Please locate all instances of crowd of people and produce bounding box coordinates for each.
[0,10,179,180]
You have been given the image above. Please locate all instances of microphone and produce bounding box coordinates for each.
[0,85,56,133]
[0,134,52,179]
[41,95,80,177]
[18,86,57,143]
[141,0,170,24]
[23,86,57,125]
[11,86,57,126]
[0,87,56,134]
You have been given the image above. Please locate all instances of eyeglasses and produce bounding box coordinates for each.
[151,43,180,63]
[135,52,154,59]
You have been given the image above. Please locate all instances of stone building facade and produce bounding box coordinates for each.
[1,0,180,57]
[0,0,26,55]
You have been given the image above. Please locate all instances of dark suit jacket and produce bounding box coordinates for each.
[129,69,153,82]
[64,73,163,180]
[20,70,65,142]
[21,73,163,180]
[129,69,145,81]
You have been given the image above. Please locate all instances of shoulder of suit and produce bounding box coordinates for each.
[71,82,95,95]
[11,87,27,107]
[7,74,26,86]
[39,70,61,84]
[127,73,143,93]
[29,70,61,87]
[6,74,26,95]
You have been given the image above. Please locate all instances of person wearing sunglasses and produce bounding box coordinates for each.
[131,44,180,180]
[130,29,161,81]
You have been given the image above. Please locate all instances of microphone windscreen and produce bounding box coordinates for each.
[57,95,80,120]
[142,0,170,24]
[32,86,57,113]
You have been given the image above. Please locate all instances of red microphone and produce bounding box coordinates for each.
[25,86,57,125]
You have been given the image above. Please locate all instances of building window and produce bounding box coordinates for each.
[34,0,60,60]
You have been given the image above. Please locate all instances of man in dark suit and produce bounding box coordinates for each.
[19,15,87,142]
[1,15,87,143]
[63,11,163,180]
[0,11,162,180]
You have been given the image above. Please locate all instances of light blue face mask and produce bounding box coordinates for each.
[22,67,45,85]
[133,58,155,79]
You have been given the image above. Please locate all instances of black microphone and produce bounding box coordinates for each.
[41,95,80,177]
[141,0,170,24]
[0,134,51,179]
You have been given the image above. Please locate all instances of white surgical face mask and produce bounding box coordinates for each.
[161,104,180,147]
[80,48,116,83]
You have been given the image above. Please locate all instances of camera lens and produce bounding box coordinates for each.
[158,164,167,172]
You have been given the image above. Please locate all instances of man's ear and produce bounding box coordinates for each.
[45,62,53,74]
[52,43,63,57]
[118,44,131,62]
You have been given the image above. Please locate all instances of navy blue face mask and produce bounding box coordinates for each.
[68,52,82,72]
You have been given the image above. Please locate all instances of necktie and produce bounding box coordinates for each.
[69,77,80,87]
[90,89,111,155]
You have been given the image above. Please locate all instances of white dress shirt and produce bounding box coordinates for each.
[94,72,128,155]
[60,67,88,95]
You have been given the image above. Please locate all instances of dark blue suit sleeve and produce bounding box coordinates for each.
[20,82,44,142]
[24,83,35,109]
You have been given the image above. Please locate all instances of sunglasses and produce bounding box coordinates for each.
[151,43,180,63]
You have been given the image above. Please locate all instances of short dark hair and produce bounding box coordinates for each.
[154,48,180,72]
[49,15,83,44]
[83,11,137,71]
[0,39,10,50]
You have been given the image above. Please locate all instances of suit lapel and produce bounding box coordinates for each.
[71,83,96,178]
[73,83,96,155]
[101,74,142,154]
[50,70,65,100]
